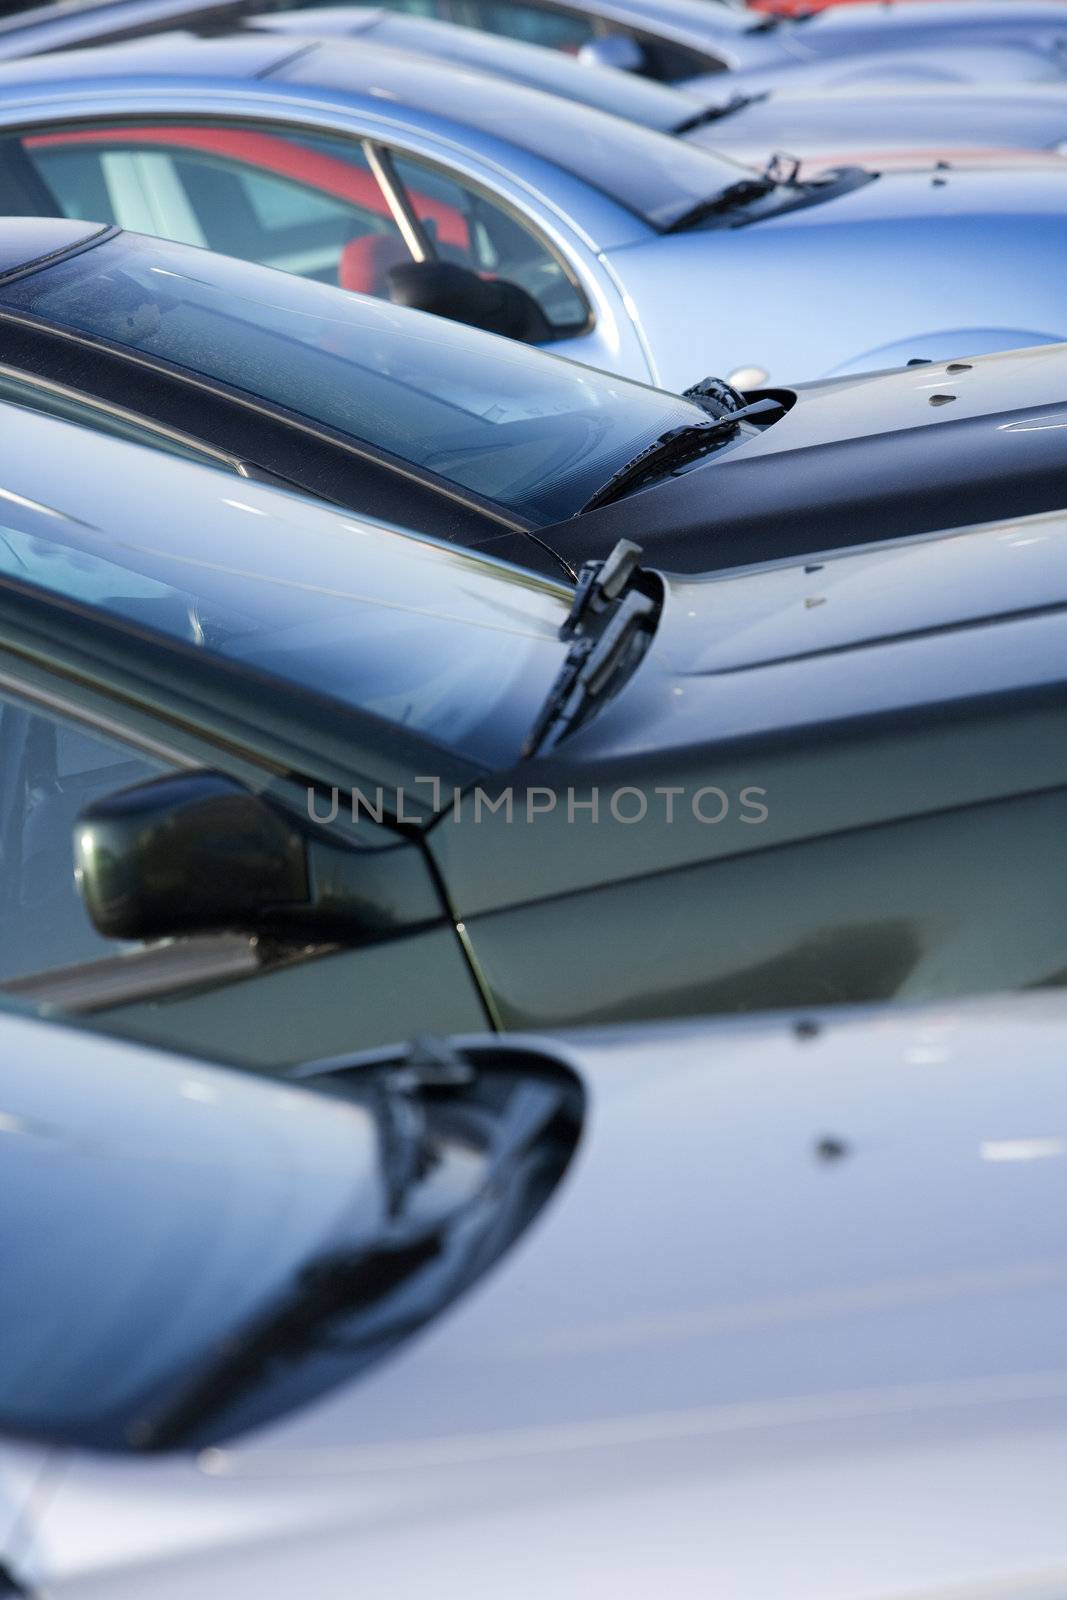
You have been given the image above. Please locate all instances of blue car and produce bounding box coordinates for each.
[2,33,1067,389]
[249,7,1067,168]
[3,0,1067,89]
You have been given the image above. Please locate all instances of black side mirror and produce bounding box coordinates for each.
[387,260,553,344]
[73,772,398,943]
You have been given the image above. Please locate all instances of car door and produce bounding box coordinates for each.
[0,667,489,1070]
[6,116,651,379]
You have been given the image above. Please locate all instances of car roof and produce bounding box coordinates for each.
[0,33,748,231]
[0,0,757,62]
[256,7,702,135]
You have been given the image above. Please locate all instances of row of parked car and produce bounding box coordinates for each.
[1,0,1067,1595]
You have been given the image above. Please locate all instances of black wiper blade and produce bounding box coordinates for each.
[667,150,803,233]
[579,397,780,516]
[523,539,658,758]
[673,89,771,135]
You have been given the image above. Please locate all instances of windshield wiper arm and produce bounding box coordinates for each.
[523,540,658,758]
[673,89,771,135]
[667,150,803,233]
[578,397,780,517]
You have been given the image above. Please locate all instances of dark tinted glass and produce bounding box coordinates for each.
[0,229,705,522]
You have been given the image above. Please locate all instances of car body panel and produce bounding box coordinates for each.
[543,343,1067,570]
[14,993,1067,1597]
[602,165,1067,389]
[427,503,1067,1021]
[688,82,1067,166]
[692,34,1067,94]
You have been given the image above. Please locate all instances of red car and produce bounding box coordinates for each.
[749,0,1015,13]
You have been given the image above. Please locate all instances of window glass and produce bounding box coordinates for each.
[20,128,406,287]
[453,0,595,51]
[0,229,707,523]
[0,687,171,984]
[391,153,588,332]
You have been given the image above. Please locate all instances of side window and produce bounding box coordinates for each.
[452,0,596,52]
[390,153,589,334]
[18,127,408,289]
[0,690,174,985]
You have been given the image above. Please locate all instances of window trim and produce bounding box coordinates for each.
[0,360,248,475]
[379,139,595,340]
[0,300,537,537]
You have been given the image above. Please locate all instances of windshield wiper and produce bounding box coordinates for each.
[667,151,803,233]
[523,540,658,757]
[673,89,771,135]
[578,396,781,517]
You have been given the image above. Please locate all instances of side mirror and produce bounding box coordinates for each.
[578,34,648,72]
[73,772,383,943]
[387,260,553,344]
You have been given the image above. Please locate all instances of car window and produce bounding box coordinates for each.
[0,686,173,985]
[390,152,588,333]
[21,128,407,286]
[451,0,596,51]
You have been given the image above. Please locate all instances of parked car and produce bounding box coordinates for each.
[2,219,1067,579]
[3,990,1067,1597]
[247,6,1067,168]
[0,387,1067,1064]
[3,41,1067,393]
[2,0,1067,88]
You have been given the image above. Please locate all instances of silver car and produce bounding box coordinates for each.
[4,990,1067,1597]
[2,33,1067,390]
[4,0,1067,87]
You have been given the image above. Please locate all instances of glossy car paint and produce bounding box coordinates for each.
[249,8,1067,167]
[3,402,1067,1060]
[8,993,1067,1597]
[2,45,1067,389]
[1,0,1067,88]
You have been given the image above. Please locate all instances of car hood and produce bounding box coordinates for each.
[684,36,1067,95]
[604,170,1067,390]
[683,84,1067,167]
[32,995,1067,1596]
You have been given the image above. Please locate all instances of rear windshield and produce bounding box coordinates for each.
[281,39,750,229]
[0,228,707,522]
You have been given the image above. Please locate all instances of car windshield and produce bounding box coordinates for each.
[0,1005,577,1452]
[0,397,574,768]
[0,229,708,523]
[283,39,752,229]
